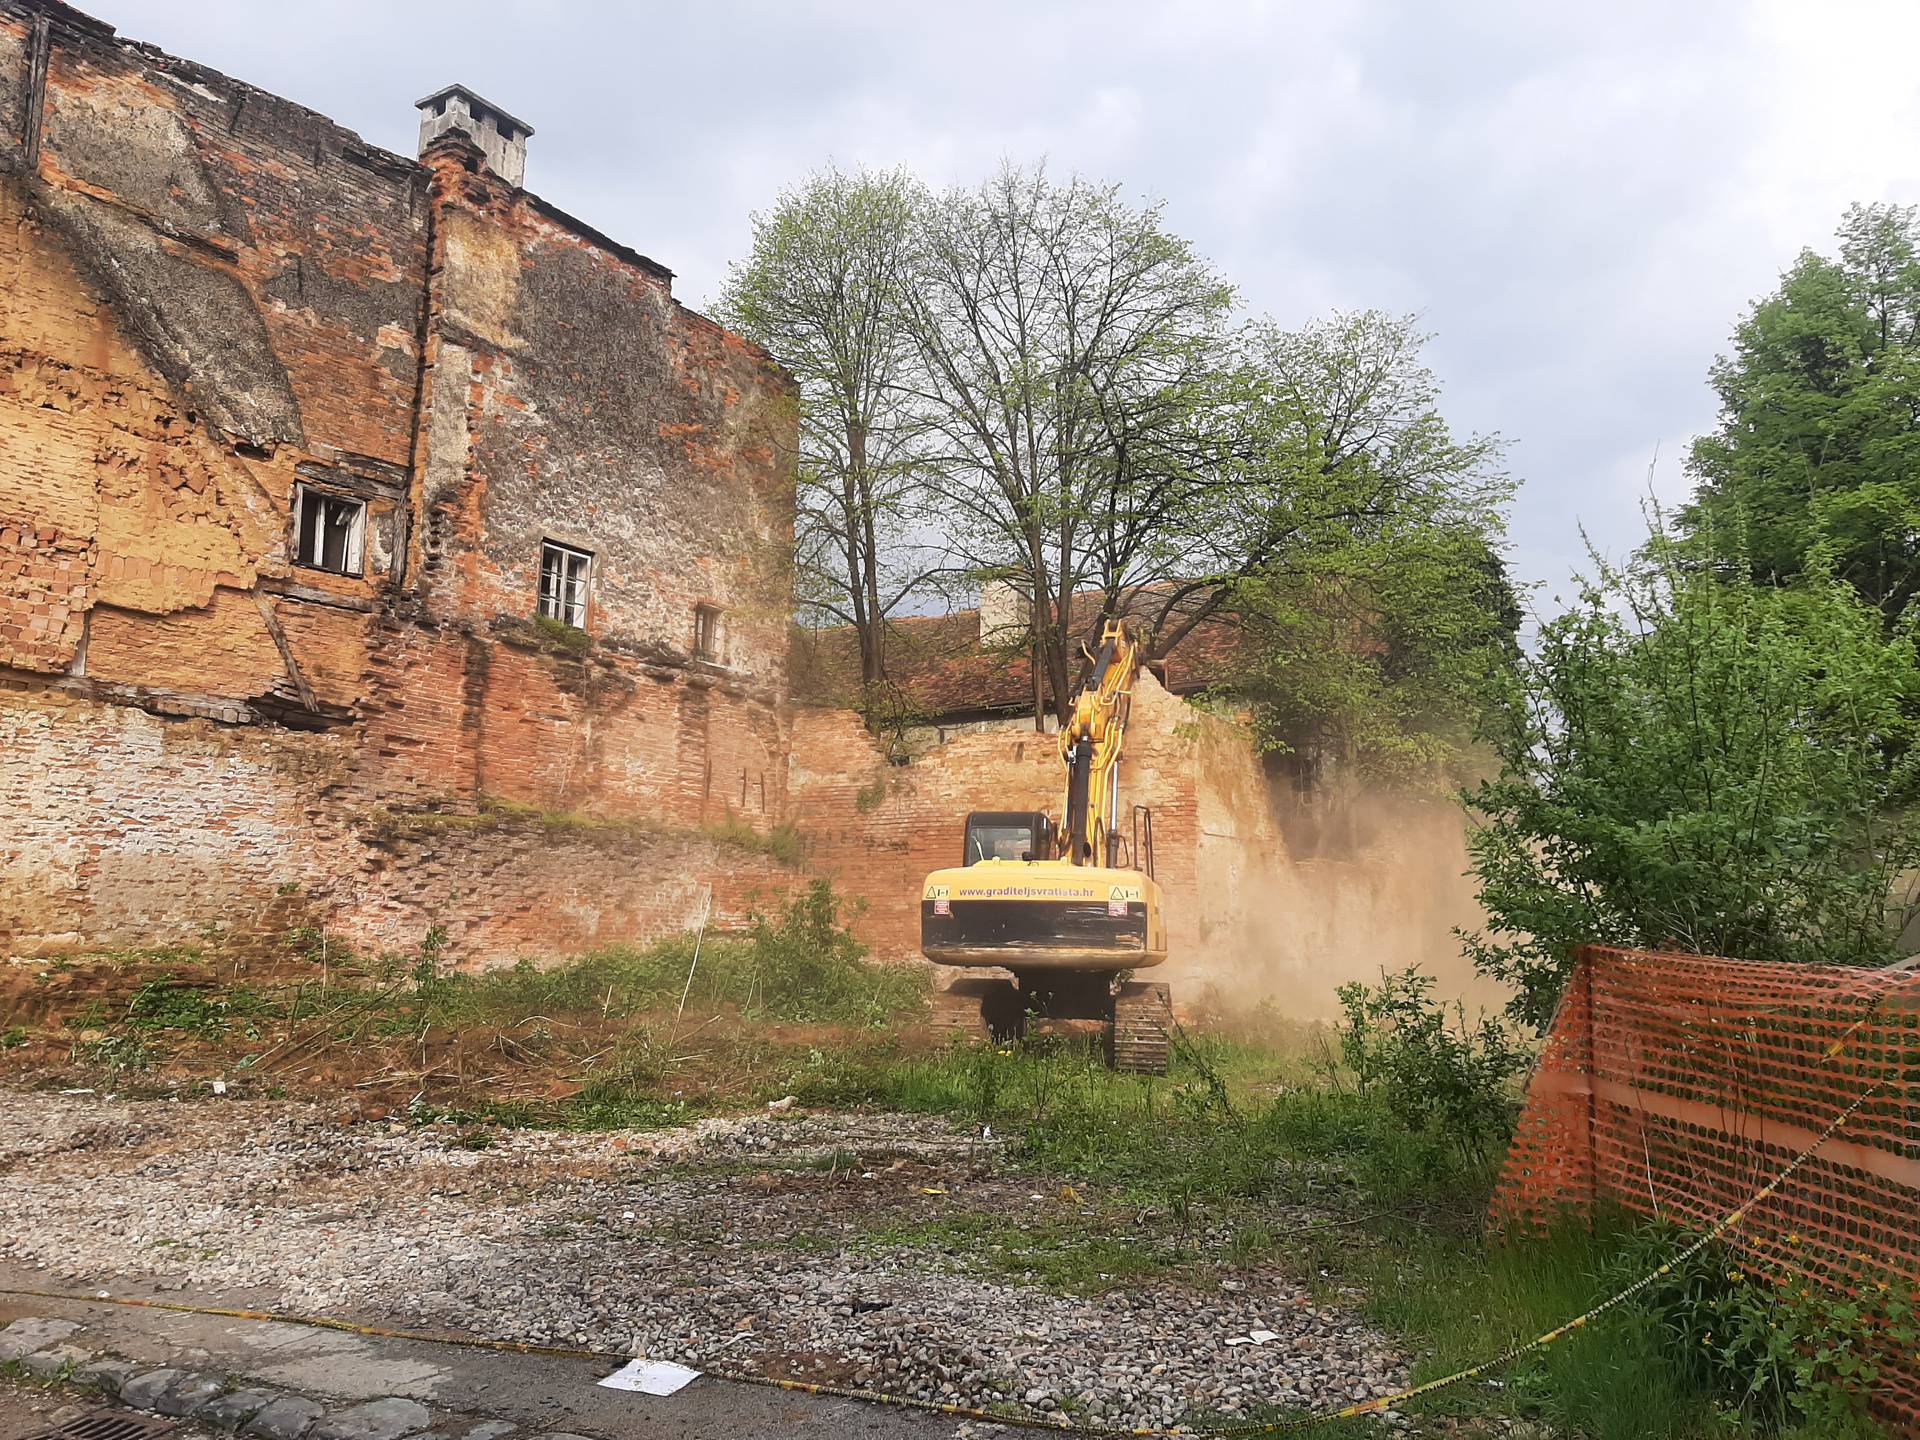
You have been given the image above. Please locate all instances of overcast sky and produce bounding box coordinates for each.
[91,0,1920,601]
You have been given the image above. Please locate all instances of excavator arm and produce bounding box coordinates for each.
[1058,618,1143,867]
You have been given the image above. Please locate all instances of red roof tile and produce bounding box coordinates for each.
[790,589,1247,719]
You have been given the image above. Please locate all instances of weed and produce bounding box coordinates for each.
[123,977,267,1035]
[1331,966,1529,1169]
[73,1032,155,1073]
[0,1026,25,1050]
[529,613,592,655]
[859,1211,1195,1293]
[1612,1221,1913,1433]
[388,883,918,1035]
[704,809,807,865]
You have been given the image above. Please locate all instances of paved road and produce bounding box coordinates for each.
[0,1271,978,1439]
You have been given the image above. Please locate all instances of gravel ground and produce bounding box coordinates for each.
[0,1089,1410,1431]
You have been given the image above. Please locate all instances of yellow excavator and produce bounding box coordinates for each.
[920,617,1174,1073]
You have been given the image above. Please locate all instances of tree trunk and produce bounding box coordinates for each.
[848,420,884,688]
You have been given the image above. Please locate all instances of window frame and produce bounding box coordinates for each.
[693,601,722,663]
[537,540,593,630]
[292,483,368,578]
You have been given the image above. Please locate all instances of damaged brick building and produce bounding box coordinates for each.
[0,1,799,958]
[0,1,1493,1018]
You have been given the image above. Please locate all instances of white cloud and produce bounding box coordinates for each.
[78,0,1920,595]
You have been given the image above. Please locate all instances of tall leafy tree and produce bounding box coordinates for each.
[717,166,929,690]
[1149,311,1509,658]
[1236,518,1519,789]
[1465,531,1920,1029]
[1684,202,1920,623]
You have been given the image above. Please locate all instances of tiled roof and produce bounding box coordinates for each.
[790,590,1247,719]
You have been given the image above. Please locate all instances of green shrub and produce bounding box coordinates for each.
[1332,966,1528,1168]
[1465,532,1920,1029]
[1615,1221,1910,1433]
[120,977,269,1036]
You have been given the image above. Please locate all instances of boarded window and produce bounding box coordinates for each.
[294,485,366,576]
[538,541,591,628]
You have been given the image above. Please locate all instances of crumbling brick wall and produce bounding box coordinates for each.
[0,1,797,964]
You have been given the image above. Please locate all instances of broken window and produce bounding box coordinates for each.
[293,485,366,576]
[694,602,722,662]
[538,542,592,628]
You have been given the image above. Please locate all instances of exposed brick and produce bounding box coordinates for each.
[0,3,797,965]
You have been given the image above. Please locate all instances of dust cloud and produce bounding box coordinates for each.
[1165,774,1511,1027]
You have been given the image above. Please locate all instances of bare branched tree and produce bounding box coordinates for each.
[903,163,1235,725]
[718,166,931,690]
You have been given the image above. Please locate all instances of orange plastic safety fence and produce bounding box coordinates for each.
[1490,945,1920,1427]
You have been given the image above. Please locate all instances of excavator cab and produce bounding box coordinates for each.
[961,811,1054,865]
[920,618,1174,1072]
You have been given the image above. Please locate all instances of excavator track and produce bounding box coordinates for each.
[1109,980,1172,1075]
[928,976,1018,1045]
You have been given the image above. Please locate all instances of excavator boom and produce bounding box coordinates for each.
[1060,619,1143,867]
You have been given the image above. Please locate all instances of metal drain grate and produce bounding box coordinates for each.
[19,1409,179,1440]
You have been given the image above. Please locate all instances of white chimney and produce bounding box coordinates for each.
[416,85,533,188]
[978,579,1032,645]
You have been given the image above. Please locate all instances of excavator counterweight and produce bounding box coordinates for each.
[919,618,1173,1073]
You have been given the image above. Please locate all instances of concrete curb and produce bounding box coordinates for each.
[0,1316,591,1440]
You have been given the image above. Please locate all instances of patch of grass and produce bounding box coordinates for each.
[411,882,923,1031]
[787,1030,1471,1214]
[861,1210,1199,1293]
[0,1026,27,1050]
[409,1097,548,1130]
[364,795,805,868]
[703,809,806,864]
[1353,1218,1721,1439]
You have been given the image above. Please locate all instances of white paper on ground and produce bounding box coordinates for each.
[599,1358,703,1395]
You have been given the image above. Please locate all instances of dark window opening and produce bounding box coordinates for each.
[538,541,591,628]
[294,485,366,576]
[694,602,722,662]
